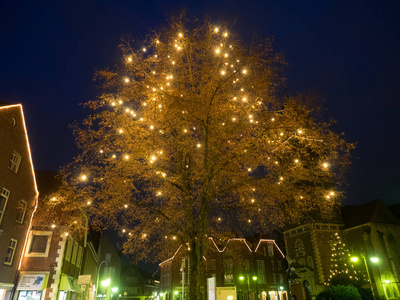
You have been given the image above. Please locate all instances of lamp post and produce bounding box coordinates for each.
[350,254,379,300]
[96,261,109,300]
[239,275,257,300]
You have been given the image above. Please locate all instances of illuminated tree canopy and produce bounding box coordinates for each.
[66,16,353,299]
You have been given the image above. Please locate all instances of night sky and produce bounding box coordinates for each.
[1,1,399,206]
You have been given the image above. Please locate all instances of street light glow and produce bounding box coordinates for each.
[370,257,379,263]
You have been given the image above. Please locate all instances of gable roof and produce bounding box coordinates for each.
[342,199,400,228]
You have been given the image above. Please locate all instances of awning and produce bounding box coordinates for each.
[59,275,79,292]
[17,274,48,290]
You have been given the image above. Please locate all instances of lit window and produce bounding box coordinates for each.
[0,188,10,225]
[4,239,17,265]
[9,151,22,173]
[16,200,27,224]
[224,274,234,284]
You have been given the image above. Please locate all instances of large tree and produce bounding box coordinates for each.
[66,16,353,300]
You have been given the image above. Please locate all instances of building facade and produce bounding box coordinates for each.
[0,103,38,300]
[120,265,159,300]
[284,200,400,300]
[160,237,288,300]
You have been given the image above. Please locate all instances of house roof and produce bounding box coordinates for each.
[342,199,400,228]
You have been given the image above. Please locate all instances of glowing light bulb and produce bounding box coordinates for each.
[142,48,146,52]
[323,162,329,168]
[124,155,129,160]
[294,159,299,163]
[297,129,303,134]
[100,149,104,153]
[178,33,183,37]
[124,204,128,208]
[223,32,228,37]
[119,129,123,134]
[197,144,201,148]
[214,27,219,33]
[150,125,154,130]
[124,78,130,83]
[51,224,56,228]
[242,69,247,74]
[87,201,91,205]
[81,175,87,181]
[221,70,226,75]
[127,57,132,62]
[111,102,116,106]
[122,229,126,233]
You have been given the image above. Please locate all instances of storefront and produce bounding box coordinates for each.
[16,273,48,300]
[58,275,80,300]
[0,283,15,300]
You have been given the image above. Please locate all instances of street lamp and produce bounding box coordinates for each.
[350,254,379,300]
[239,275,257,300]
[96,261,109,297]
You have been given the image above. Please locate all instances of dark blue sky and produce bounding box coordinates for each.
[1,0,399,205]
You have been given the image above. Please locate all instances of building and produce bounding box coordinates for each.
[95,233,121,300]
[284,200,400,300]
[17,171,88,300]
[0,103,38,300]
[120,265,159,300]
[159,236,288,300]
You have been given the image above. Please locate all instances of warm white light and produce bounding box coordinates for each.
[124,204,128,208]
[242,69,247,74]
[142,48,146,52]
[214,27,219,33]
[124,78,130,83]
[178,33,183,37]
[197,144,201,148]
[127,57,132,62]
[323,162,329,168]
[87,201,91,205]
[294,159,299,163]
[223,32,228,37]
[81,175,87,181]
[124,155,129,160]
[119,129,123,134]
[297,129,303,134]
[51,224,56,228]
[221,70,226,75]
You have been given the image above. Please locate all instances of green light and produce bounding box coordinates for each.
[370,257,379,263]
[252,276,257,281]
[160,293,164,297]
[174,291,178,295]
[239,276,244,281]
[279,286,284,290]
[350,257,359,262]
[101,278,110,287]
[112,287,118,293]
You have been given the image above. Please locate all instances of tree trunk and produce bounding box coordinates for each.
[188,238,205,300]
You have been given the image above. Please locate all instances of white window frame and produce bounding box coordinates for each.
[277,260,282,270]
[4,239,18,265]
[257,260,265,270]
[0,188,11,225]
[9,151,22,173]
[16,200,27,224]
[25,231,52,257]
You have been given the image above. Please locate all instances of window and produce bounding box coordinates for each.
[9,151,22,173]
[5,239,17,265]
[272,274,276,284]
[295,238,305,257]
[258,273,266,284]
[71,242,78,264]
[257,260,265,270]
[224,274,234,284]
[224,260,233,273]
[277,260,282,270]
[65,238,73,261]
[278,274,283,284]
[105,253,111,263]
[267,243,274,256]
[0,188,10,224]
[244,260,250,271]
[26,232,51,257]
[76,246,83,267]
[307,256,314,269]
[211,259,216,269]
[271,260,275,270]
[16,200,27,224]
